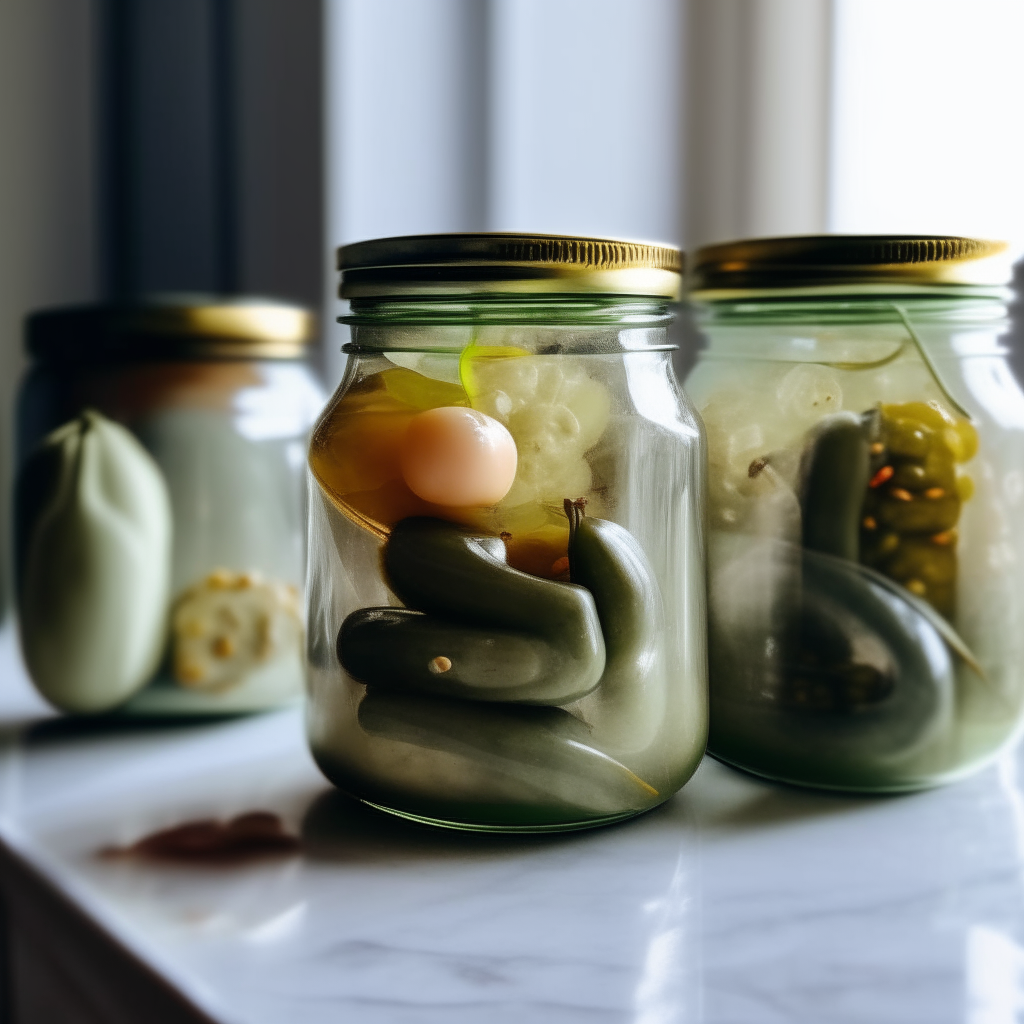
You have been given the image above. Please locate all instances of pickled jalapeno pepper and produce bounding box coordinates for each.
[860,401,977,619]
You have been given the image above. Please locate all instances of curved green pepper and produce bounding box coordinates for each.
[358,690,659,822]
[798,407,980,676]
[708,537,958,778]
[339,607,581,704]
[767,404,985,766]
[339,517,605,705]
[799,411,872,561]
[784,548,955,759]
[564,499,666,752]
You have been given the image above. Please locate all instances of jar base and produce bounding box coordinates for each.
[360,799,647,834]
[707,749,947,795]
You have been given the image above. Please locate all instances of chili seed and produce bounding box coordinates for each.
[748,456,769,478]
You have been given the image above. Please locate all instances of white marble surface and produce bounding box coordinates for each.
[3,621,1024,1023]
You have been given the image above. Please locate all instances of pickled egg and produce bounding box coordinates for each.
[400,406,517,507]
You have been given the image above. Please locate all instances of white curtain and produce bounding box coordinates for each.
[830,0,1024,244]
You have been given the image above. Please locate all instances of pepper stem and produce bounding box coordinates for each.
[563,497,587,537]
[563,498,587,584]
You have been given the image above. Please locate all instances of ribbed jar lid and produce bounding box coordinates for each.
[27,296,315,362]
[337,233,682,300]
[688,235,1012,299]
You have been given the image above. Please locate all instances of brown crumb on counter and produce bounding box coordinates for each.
[99,812,300,865]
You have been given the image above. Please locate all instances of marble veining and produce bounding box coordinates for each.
[3,623,1024,1022]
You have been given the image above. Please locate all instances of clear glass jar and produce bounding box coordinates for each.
[16,298,325,715]
[306,234,707,832]
[683,235,1024,791]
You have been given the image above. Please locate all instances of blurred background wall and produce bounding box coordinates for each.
[0,0,99,620]
[99,0,322,303]
[2,0,1024,614]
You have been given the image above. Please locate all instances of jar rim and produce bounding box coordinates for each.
[27,297,316,363]
[687,234,1012,299]
[337,232,682,301]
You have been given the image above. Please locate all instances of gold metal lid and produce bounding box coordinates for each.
[27,296,315,361]
[688,235,1012,299]
[337,233,682,300]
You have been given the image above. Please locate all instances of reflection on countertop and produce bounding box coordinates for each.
[2,621,1024,1023]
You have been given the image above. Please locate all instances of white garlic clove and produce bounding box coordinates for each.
[16,410,172,712]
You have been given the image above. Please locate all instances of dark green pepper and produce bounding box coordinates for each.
[564,499,665,752]
[358,690,659,820]
[339,517,606,705]
[708,539,959,778]
[798,407,979,674]
[339,607,582,704]
[771,407,986,764]
[782,548,955,758]
[799,411,872,561]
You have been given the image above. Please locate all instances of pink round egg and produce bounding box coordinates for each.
[400,406,517,507]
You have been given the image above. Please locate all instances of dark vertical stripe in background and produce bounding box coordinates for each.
[211,0,237,294]
[98,0,322,313]
[99,0,134,298]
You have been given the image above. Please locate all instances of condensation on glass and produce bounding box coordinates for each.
[684,236,1024,791]
[307,234,708,831]
[16,299,324,715]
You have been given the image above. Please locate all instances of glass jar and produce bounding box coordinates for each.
[683,235,1024,791]
[16,298,325,715]
[306,233,707,831]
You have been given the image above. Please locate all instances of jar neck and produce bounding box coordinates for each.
[690,293,1009,328]
[342,294,674,328]
[341,294,677,355]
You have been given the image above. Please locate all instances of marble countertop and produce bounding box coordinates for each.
[1,622,1023,1024]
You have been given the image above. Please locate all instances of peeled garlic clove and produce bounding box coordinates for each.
[16,410,172,712]
[400,406,517,507]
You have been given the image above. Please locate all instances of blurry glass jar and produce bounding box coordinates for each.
[16,298,325,715]
[684,235,1024,791]
[306,233,707,831]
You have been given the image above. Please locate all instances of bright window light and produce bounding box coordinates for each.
[830,0,1024,252]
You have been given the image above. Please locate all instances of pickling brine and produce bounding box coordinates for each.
[685,235,1024,791]
[306,233,707,831]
